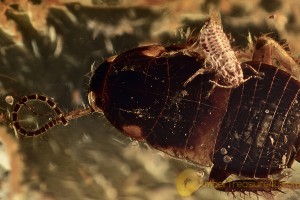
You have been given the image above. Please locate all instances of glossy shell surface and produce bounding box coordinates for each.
[214,61,300,178]
[89,45,300,175]
[89,44,230,166]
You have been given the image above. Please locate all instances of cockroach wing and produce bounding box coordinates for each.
[88,45,231,167]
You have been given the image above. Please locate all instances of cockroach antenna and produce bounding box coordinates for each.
[12,94,95,136]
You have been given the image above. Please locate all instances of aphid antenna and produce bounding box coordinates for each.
[208,7,222,26]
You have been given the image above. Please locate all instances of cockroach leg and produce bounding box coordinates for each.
[252,36,272,65]
[252,36,300,79]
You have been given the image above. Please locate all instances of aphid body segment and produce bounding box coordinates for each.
[200,19,243,87]
[185,19,255,88]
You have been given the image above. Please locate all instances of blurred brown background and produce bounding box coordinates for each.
[0,0,299,200]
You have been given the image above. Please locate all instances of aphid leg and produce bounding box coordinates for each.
[244,63,264,78]
[206,78,236,99]
[252,36,300,79]
[241,63,265,85]
[240,75,262,86]
[208,80,233,89]
[207,64,264,90]
[183,68,207,87]
[205,83,217,99]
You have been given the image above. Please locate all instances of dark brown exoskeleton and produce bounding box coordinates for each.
[11,18,300,195]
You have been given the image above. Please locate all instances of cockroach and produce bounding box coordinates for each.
[11,17,300,196]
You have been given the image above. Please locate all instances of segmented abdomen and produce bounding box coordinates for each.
[199,20,243,87]
[214,61,300,178]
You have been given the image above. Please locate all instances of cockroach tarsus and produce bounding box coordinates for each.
[10,17,300,197]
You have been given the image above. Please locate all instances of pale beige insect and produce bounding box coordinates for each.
[184,19,260,88]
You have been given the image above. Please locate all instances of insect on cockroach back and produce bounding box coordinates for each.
[11,14,300,197]
[184,17,262,88]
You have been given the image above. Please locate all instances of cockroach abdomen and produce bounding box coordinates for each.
[213,61,300,178]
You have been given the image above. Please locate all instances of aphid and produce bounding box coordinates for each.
[184,18,261,88]
[10,17,300,196]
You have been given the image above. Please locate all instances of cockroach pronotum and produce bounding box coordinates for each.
[11,16,300,196]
